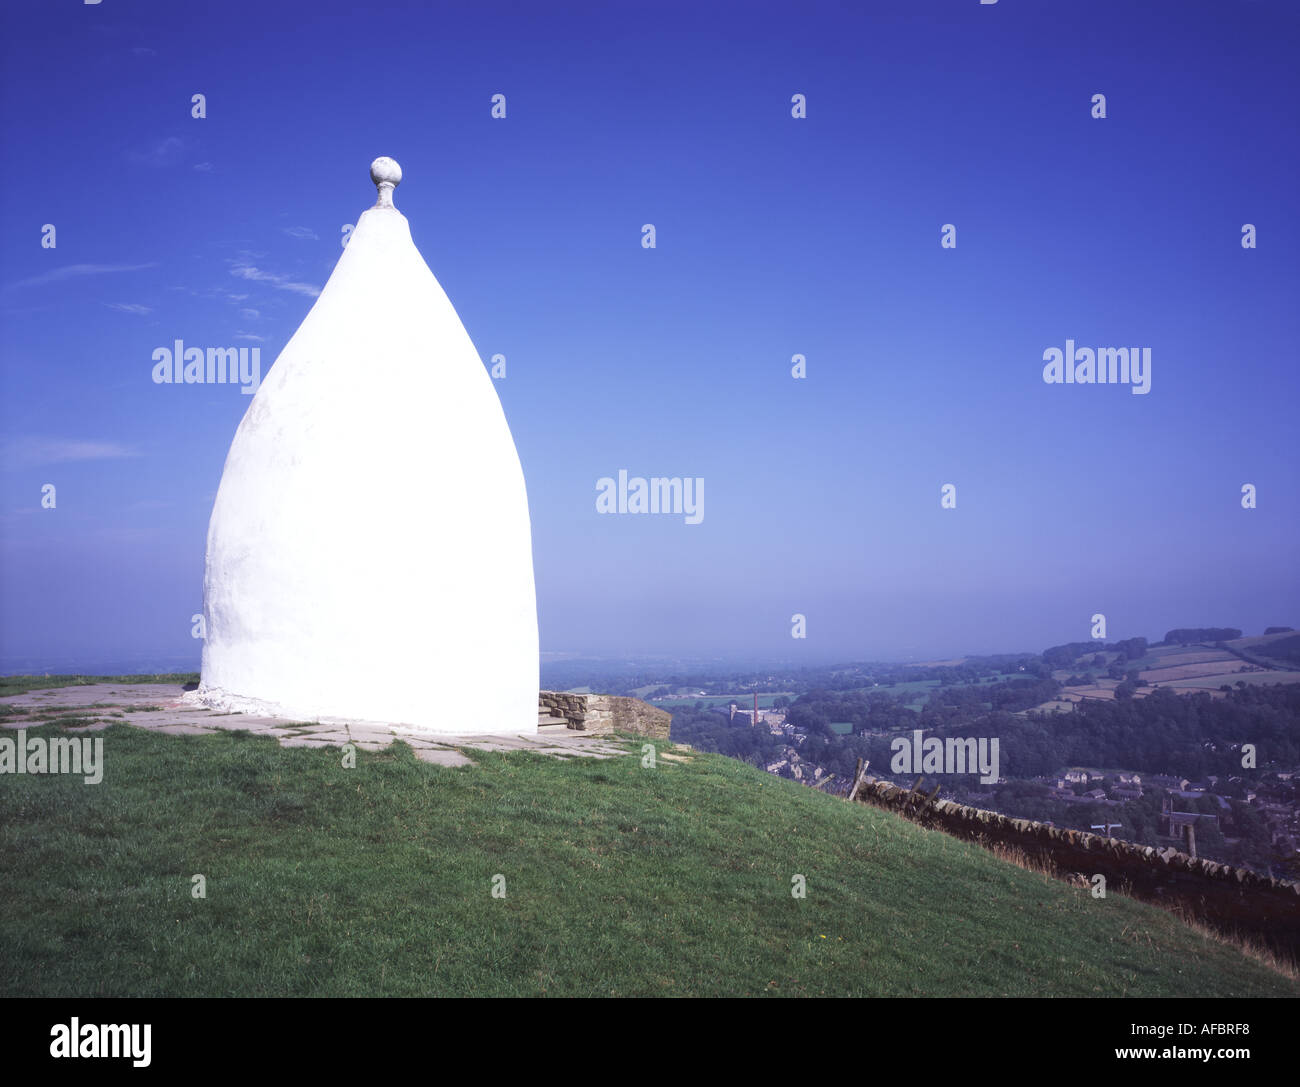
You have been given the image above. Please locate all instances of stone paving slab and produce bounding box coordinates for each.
[391,735,455,749]
[154,724,220,736]
[1,684,183,709]
[0,682,638,766]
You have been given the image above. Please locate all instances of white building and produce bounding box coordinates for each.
[191,158,538,734]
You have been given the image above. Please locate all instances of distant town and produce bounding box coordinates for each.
[557,627,1300,881]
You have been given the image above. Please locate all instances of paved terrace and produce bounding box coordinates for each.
[0,683,639,767]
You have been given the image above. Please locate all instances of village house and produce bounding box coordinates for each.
[1146,774,1191,791]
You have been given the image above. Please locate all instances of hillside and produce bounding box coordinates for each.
[0,704,1294,997]
[1045,630,1300,706]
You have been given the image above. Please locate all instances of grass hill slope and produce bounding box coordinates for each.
[0,717,1294,997]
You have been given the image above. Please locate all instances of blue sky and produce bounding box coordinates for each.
[1,0,1297,672]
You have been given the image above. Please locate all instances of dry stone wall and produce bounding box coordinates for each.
[539,691,670,739]
[539,691,587,727]
[851,777,1300,953]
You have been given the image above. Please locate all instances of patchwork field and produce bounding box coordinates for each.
[1143,662,1252,683]
[1149,648,1242,667]
[1236,632,1299,650]
[1033,635,1300,713]
[1062,684,1120,702]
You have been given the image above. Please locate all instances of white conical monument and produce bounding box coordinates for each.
[191,157,538,735]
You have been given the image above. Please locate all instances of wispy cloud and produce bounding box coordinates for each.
[281,226,319,241]
[3,438,141,468]
[105,302,153,315]
[193,162,213,173]
[239,307,260,320]
[235,333,266,342]
[127,136,185,168]
[230,264,320,298]
[204,287,249,303]
[8,263,157,289]
[132,46,157,57]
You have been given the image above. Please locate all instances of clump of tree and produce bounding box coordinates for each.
[1257,634,1300,667]
[927,676,1061,714]
[786,689,919,736]
[1042,642,1098,669]
[667,705,785,768]
[1162,627,1243,645]
[1112,636,1148,661]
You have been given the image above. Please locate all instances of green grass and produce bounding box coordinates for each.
[884,678,942,694]
[0,673,198,697]
[1,719,1294,997]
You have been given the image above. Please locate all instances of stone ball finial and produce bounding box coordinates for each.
[370,157,402,208]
